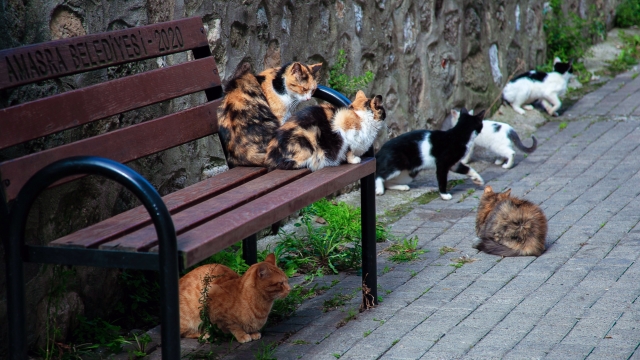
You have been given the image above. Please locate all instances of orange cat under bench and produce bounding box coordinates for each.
[0,17,378,359]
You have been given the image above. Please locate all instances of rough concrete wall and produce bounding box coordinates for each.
[0,0,619,354]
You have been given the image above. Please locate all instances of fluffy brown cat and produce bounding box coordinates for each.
[264,90,386,171]
[474,185,547,257]
[179,254,290,342]
[217,62,321,167]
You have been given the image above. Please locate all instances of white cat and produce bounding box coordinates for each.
[451,110,537,169]
[502,58,573,116]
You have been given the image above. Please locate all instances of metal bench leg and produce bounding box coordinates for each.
[243,234,258,265]
[361,173,378,306]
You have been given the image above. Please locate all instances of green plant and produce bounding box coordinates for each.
[197,270,232,344]
[333,354,341,359]
[292,340,310,345]
[323,293,354,312]
[386,236,427,263]
[608,31,640,73]
[73,316,130,353]
[41,265,76,359]
[559,122,568,130]
[337,308,358,327]
[615,0,640,27]
[409,270,417,278]
[392,339,400,346]
[450,255,477,269]
[439,246,457,255]
[363,330,372,337]
[328,49,374,97]
[115,269,161,330]
[128,332,153,358]
[544,0,605,61]
[382,266,391,274]
[253,341,277,360]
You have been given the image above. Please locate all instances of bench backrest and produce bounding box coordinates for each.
[0,17,222,202]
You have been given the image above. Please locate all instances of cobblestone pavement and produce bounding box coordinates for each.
[172,70,640,360]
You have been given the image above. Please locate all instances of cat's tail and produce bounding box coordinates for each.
[508,129,537,153]
[473,237,524,257]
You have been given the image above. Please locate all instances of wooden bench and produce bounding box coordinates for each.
[0,17,378,359]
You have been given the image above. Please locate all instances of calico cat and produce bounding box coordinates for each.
[218,62,321,167]
[474,185,547,257]
[265,90,386,171]
[179,254,290,342]
[257,62,322,123]
[502,57,573,116]
[375,108,485,200]
[451,110,537,169]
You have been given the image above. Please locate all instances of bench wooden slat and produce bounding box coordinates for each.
[49,167,266,249]
[0,17,208,90]
[162,158,376,268]
[99,169,310,252]
[0,56,220,150]
[1,99,221,201]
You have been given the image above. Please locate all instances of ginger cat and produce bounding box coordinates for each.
[179,254,290,343]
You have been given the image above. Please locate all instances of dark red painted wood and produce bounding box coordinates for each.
[49,167,267,249]
[0,56,220,150]
[161,158,376,268]
[0,99,221,201]
[0,17,208,90]
[100,169,310,252]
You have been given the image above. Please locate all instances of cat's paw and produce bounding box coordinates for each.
[347,155,362,164]
[513,107,526,115]
[494,159,505,165]
[440,193,452,200]
[387,185,410,191]
[502,163,514,169]
[471,175,484,186]
[523,105,534,110]
[250,332,262,341]
[235,333,253,343]
[375,179,385,195]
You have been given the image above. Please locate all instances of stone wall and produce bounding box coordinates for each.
[0,0,620,354]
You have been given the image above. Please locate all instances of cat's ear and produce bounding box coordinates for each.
[484,185,493,194]
[355,90,367,101]
[373,95,383,109]
[265,253,276,265]
[502,188,512,197]
[308,63,323,76]
[258,263,271,279]
[553,57,561,64]
[475,109,486,120]
[460,107,469,115]
[290,62,303,80]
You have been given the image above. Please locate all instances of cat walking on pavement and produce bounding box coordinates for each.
[375,108,485,200]
[451,109,537,169]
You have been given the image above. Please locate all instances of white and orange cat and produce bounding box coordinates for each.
[179,254,290,343]
[265,90,386,171]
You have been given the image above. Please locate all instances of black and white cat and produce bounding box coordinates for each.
[451,110,537,169]
[375,108,485,200]
[502,57,573,116]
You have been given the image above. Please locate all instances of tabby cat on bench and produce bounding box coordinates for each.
[265,90,386,171]
[218,62,321,167]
